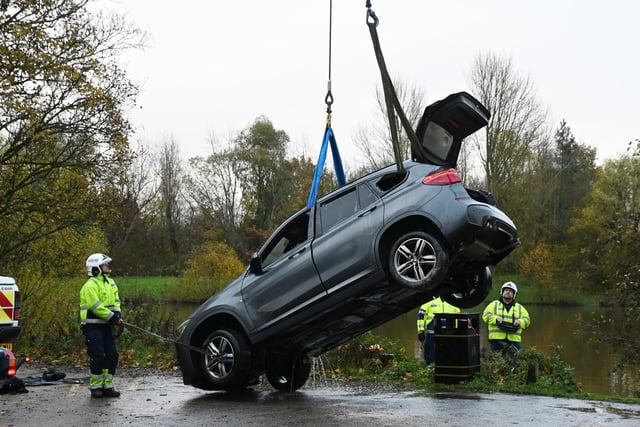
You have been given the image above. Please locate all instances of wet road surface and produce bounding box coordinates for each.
[2,364,640,426]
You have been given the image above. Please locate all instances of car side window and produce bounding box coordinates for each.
[262,237,289,268]
[320,188,358,232]
[358,183,378,208]
[262,211,310,268]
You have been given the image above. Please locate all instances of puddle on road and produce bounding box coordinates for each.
[557,403,640,419]
[432,391,490,401]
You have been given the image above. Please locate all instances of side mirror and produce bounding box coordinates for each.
[249,253,263,275]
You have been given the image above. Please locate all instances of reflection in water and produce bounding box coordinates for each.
[372,304,640,397]
[609,363,640,398]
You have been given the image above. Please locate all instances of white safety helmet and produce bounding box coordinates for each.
[501,281,518,298]
[86,253,112,276]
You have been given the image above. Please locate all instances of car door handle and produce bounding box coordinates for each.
[288,246,306,259]
[358,205,378,217]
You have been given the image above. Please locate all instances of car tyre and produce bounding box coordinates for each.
[389,231,448,290]
[201,328,251,390]
[442,266,492,309]
[266,355,311,392]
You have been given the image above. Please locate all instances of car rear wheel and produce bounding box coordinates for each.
[266,355,311,392]
[201,328,251,390]
[441,266,492,309]
[389,231,448,290]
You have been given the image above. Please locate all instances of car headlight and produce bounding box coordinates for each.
[177,319,191,337]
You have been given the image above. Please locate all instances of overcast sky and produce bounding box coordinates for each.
[102,0,639,167]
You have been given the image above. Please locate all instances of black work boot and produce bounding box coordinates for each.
[102,387,121,397]
[90,388,103,398]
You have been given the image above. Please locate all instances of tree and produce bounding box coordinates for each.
[465,53,551,271]
[103,144,159,275]
[280,155,335,216]
[551,120,596,241]
[0,0,145,267]
[567,153,640,289]
[157,137,185,256]
[183,120,339,263]
[512,143,557,244]
[468,52,548,200]
[584,141,640,359]
[235,116,291,233]
[354,78,426,172]
[185,141,243,250]
[11,225,105,351]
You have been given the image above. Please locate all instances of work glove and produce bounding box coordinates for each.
[110,311,123,325]
[417,332,425,342]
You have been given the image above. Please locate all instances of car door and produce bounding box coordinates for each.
[311,183,384,294]
[241,209,325,330]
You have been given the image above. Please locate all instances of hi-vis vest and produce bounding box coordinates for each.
[80,275,120,325]
[482,300,530,342]
[417,297,460,334]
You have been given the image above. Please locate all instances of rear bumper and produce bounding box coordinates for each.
[0,326,21,343]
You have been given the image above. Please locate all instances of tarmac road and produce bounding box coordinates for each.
[2,364,640,427]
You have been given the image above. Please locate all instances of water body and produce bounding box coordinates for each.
[373,304,640,397]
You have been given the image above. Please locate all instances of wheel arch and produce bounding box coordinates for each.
[378,214,449,271]
[191,312,251,352]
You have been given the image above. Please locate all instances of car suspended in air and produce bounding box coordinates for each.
[175,92,520,393]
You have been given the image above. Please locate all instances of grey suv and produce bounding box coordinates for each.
[176,92,519,392]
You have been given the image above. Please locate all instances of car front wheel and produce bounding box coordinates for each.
[389,231,448,290]
[201,328,251,390]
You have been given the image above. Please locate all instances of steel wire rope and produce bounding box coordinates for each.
[307,0,346,208]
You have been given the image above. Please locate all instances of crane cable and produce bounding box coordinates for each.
[365,1,426,173]
[307,0,346,208]
[324,0,334,126]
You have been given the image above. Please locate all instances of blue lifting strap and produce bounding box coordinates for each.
[306,126,346,208]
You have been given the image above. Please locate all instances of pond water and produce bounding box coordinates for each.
[170,303,639,397]
[373,304,640,397]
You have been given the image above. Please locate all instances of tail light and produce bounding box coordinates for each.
[8,357,16,377]
[14,290,20,320]
[422,168,462,185]
[1,348,17,377]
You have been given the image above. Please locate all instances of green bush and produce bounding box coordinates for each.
[467,346,580,395]
[163,241,245,303]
